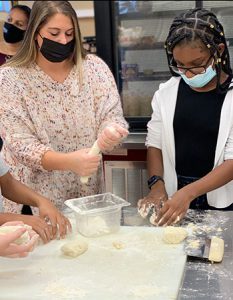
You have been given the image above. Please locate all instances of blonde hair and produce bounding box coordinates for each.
[4,1,86,74]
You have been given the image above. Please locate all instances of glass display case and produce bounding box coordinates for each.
[115,1,196,131]
[94,1,233,131]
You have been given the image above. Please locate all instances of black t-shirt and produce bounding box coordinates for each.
[173,78,231,178]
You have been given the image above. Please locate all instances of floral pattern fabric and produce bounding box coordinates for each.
[0,54,128,214]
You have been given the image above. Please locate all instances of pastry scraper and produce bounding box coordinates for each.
[185,236,224,263]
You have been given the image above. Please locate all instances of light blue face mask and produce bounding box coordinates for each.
[180,63,217,88]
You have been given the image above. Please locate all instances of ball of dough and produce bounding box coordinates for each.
[163,226,188,244]
[0,225,31,245]
[61,240,88,258]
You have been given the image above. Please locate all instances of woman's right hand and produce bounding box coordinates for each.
[137,182,168,221]
[66,148,101,176]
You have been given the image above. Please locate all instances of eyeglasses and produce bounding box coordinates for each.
[169,55,214,75]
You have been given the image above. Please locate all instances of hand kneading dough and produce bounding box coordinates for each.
[163,226,188,244]
[0,225,31,245]
[61,240,88,258]
[208,236,224,262]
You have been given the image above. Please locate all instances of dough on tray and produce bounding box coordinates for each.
[163,226,188,244]
[0,225,31,245]
[61,240,88,258]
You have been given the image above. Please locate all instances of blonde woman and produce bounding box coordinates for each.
[0,1,128,215]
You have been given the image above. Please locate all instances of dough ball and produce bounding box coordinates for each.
[61,240,88,258]
[138,203,154,219]
[0,225,31,245]
[112,241,125,250]
[149,211,158,226]
[163,226,188,244]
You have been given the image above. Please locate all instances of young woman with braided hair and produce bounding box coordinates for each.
[138,8,233,226]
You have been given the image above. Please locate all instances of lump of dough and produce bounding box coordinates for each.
[61,240,88,258]
[149,211,158,226]
[112,241,125,250]
[0,225,31,245]
[208,236,224,263]
[163,226,188,244]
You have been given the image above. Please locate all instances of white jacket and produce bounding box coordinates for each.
[146,76,233,208]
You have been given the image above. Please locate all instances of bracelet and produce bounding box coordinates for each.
[148,175,164,189]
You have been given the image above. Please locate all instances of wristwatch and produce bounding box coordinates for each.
[148,175,164,189]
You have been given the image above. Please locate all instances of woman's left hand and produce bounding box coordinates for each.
[155,189,192,226]
[38,200,72,239]
[98,124,129,152]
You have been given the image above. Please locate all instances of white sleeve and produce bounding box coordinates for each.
[145,90,162,149]
[224,123,233,160]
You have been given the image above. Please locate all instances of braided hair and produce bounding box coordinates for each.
[164,8,233,93]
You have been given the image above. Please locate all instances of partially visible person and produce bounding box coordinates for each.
[0,221,38,258]
[0,4,31,151]
[138,8,233,226]
[0,155,71,243]
[0,1,128,216]
[0,4,31,65]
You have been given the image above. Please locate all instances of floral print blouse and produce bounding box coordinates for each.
[0,54,128,214]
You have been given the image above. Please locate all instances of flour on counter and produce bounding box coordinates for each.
[44,280,87,298]
[130,285,168,298]
[187,239,200,249]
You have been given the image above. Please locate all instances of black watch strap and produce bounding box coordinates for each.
[148,175,164,189]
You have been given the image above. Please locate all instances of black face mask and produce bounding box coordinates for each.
[3,22,26,44]
[39,34,75,63]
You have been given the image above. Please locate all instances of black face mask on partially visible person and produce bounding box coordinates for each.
[38,33,75,63]
[3,22,26,43]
